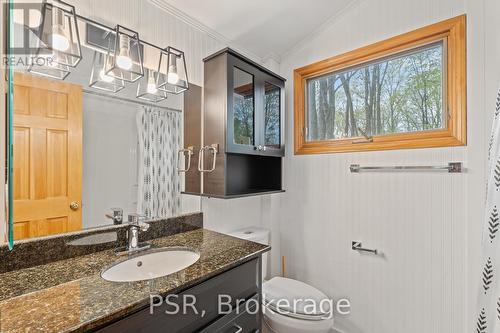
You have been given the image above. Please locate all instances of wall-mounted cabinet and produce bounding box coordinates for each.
[183,48,285,199]
[226,54,284,157]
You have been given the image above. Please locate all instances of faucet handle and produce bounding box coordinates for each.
[140,222,150,232]
[128,214,149,231]
[105,208,123,224]
[128,214,138,224]
[111,208,123,214]
[128,213,144,224]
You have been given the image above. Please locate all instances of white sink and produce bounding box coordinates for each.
[101,248,200,282]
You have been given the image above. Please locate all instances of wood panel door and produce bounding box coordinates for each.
[13,73,82,240]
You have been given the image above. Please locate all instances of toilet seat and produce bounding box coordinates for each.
[262,278,334,333]
[265,302,327,321]
[263,277,332,318]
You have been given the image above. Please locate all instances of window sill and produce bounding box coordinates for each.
[294,129,466,155]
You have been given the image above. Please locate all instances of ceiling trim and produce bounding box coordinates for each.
[280,0,361,60]
[148,0,231,44]
[147,0,263,63]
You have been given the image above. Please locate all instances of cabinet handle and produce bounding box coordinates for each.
[177,146,194,173]
[232,324,243,333]
[198,144,218,173]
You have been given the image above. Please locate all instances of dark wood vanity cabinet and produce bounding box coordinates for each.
[95,257,262,333]
[184,48,285,198]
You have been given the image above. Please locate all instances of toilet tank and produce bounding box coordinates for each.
[228,227,270,280]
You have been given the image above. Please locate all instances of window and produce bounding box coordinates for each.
[294,15,466,154]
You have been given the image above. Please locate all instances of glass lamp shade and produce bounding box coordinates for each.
[28,53,71,80]
[156,46,189,94]
[104,25,144,83]
[35,0,82,67]
[136,69,167,102]
[89,51,125,93]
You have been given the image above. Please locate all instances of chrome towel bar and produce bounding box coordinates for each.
[349,162,462,173]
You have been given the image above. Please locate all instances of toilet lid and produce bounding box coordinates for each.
[263,277,331,317]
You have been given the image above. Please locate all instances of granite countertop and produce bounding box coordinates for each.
[0,229,269,333]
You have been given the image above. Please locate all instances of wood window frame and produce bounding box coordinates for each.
[294,15,466,155]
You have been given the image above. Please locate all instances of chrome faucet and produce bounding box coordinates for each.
[115,214,151,255]
[105,208,123,225]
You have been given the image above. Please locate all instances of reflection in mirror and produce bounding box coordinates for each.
[233,67,254,146]
[264,82,281,149]
[9,13,201,242]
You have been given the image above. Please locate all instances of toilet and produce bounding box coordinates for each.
[229,227,334,333]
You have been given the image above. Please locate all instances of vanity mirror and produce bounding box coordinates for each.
[5,0,201,246]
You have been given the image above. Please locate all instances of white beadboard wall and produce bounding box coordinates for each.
[278,0,499,333]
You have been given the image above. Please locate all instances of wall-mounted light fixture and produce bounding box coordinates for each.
[136,69,167,102]
[104,25,144,83]
[156,46,189,94]
[27,0,81,79]
[35,0,82,67]
[24,0,190,97]
[89,51,125,92]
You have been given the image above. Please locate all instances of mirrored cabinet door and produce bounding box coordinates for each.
[227,56,260,155]
[227,53,284,156]
[232,68,255,147]
[261,74,284,156]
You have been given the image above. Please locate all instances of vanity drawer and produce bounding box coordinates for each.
[95,257,260,333]
[199,295,260,333]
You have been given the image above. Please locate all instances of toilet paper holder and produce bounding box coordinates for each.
[352,241,378,255]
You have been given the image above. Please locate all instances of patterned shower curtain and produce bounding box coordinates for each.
[476,88,500,333]
[136,106,181,219]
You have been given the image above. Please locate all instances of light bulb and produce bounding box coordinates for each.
[167,53,179,84]
[51,9,69,51]
[167,71,179,85]
[51,32,70,51]
[99,69,115,83]
[116,34,132,70]
[116,54,132,70]
[147,74,158,94]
